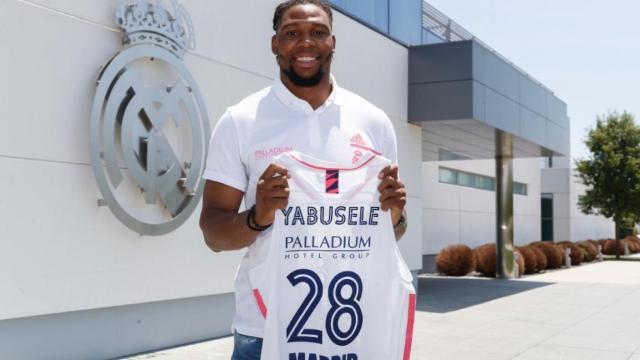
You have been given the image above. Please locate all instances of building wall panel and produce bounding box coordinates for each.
[0,157,242,320]
[1,0,420,326]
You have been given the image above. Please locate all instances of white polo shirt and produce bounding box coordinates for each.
[203,75,398,338]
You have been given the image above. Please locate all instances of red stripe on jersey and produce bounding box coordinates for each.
[289,153,377,171]
[325,170,339,194]
[252,288,267,319]
[403,293,417,360]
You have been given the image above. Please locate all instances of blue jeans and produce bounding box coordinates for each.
[231,331,263,360]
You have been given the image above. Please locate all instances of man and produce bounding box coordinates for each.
[199,1,407,358]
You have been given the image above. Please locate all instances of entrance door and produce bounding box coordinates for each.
[541,193,553,241]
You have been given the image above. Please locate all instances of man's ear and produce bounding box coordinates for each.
[271,34,277,55]
[331,34,336,52]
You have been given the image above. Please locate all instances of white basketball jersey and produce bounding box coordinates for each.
[249,151,416,360]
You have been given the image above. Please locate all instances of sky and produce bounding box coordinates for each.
[426,0,640,160]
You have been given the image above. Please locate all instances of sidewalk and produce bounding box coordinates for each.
[125,261,640,360]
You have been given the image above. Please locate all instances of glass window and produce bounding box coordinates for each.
[389,0,422,45]
[479,176,495,191]
[514,182,528,196]
[438,167,527,196]
[422,29,446,44]
[457,172,473,187]
[438,148,470,161]
[438,168,457,184]
[329,0,389,33]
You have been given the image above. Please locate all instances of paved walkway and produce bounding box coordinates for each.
[125,260,640,360]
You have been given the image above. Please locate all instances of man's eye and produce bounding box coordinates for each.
[312,30,328,36]
[286,31,298,37]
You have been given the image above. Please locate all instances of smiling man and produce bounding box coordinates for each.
[199,1,407,359]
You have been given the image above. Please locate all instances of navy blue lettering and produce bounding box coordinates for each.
[292,207,305,225]
[331,236,342,248]
[348,236,358,248]
[347,207,358,225]
[307,207,318,225]
[369,207,379,225]
[358,207,368,225]
[320,206,333,225]
[321,236,331,248]
[335,206,346,225]
[282,207,294,225]
[361,237,371,248]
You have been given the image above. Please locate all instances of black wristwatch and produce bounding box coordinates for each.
[393,214,406,229]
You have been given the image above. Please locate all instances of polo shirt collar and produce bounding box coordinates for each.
[272,73,342,113]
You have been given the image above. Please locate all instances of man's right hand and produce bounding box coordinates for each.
[254,163,290,226]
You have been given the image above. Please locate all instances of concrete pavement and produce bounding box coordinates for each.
[123,260,640,360]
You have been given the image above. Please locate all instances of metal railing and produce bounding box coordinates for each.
[422,2,474,42]
[422,1,551,92]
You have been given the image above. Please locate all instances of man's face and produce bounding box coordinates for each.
[272,4,335,87]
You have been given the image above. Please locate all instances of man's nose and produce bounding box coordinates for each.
[299,33,315,47]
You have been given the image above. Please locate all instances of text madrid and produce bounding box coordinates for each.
[289,352,357,360]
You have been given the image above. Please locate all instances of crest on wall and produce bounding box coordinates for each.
[90,0,210,235]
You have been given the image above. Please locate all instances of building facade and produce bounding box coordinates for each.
[0,0,612,359]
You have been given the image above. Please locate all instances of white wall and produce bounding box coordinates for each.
[422,157,542,255]
[541,168,615,241]
[0,0,421,321]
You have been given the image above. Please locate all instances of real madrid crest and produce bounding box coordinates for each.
[90,0,210,235]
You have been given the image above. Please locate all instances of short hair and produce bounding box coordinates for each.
[273,0,333,32]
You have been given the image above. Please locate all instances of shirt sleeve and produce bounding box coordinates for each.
[202,110,248,192]
[383,116,399,164]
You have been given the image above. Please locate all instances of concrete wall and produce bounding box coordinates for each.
[541,167,615,241]
[422,158,616,259]
[0,0,421,358]
[422,157,541,255]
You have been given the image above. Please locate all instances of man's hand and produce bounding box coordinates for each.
[254,163,290,226]
[378,164,407,239]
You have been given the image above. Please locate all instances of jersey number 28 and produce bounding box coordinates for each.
[286,269,363,346]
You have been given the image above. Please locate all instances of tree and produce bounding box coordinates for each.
[575,111,640,258]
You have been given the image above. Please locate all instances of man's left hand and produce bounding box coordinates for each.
[378,164,406,226]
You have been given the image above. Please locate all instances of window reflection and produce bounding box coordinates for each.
[438,167,528,196]
[330,0,389,33]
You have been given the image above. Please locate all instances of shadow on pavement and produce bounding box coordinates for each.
[416,276,552,313]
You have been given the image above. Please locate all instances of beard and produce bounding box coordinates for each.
[279,53,332,87]
[282,65,325,87]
